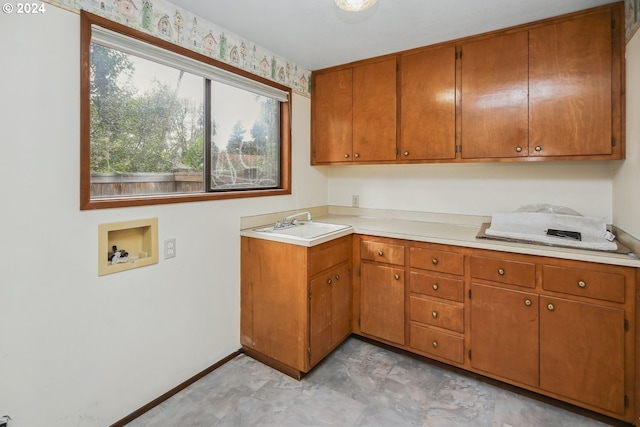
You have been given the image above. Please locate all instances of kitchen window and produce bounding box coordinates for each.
[80,11,291,210]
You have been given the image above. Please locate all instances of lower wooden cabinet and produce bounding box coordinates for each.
[241,235,352,378]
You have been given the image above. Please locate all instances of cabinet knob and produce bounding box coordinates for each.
[432,311,438,319]
[394,274,400,280]
[378,250,384,256]
[498,268,505,275]
[344,153,350,158]
[432,284,439,291]
[578,280,586,288]
[432,258,439,265]
[327,279,332,284]
[335,274,340,281]
[403,151,410,156]
[432,341,439,348]
[524,299,532,307]
[515,146,522,153]
[535,146,542,152]
[354,153,360,158]
[547,303,555,311]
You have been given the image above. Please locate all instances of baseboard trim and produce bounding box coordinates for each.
[109,349,243,427]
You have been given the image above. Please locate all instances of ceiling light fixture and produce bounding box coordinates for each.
[334,0,377,12]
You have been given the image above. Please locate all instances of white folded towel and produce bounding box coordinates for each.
[485,212,617,251]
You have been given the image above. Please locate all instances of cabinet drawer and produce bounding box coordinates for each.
[410,271,464,302]
[309,236,351,277]
[542,265,625,303]
[410,247,464,275]
[410,323,464,364]
[410,296,464,333]
[361,240,405,265]
[471,255,535,288]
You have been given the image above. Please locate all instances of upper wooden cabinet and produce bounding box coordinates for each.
[312,58,397,164]
[460,31,529,159]
[529,9,615,157]
[311,3,624,165]
[399,45,456,160]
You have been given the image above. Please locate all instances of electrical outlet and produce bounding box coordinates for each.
[164,238,176,259]
[352,195,359,208]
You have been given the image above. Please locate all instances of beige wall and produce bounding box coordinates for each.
[613,30,640,239]
[0,6,326,427]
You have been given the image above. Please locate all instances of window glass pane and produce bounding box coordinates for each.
[210,82,280,190]
[90,43,204,199]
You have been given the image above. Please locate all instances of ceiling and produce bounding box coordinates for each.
[169,0,616,71]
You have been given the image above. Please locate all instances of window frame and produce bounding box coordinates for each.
[80,11,292,210]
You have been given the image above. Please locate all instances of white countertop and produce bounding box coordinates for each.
[241,208,640,268]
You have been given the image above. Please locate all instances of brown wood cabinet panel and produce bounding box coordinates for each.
[410,247,464,275]
[460,31,529,159]
[410,296,464,333]
[309,236,351,277]
[360,262,405,345]
[353,59,397,162]
[470,283,539,387]
[310,263,352,367]
[471,255,535,288]
[400,46,456,160]
[542,264,625,303]
[529,10,612,157]
[361,240,405,265]
[312,68,353,163]
[410,323,465,364]
[540,296,625,414]
[410,271,464,303]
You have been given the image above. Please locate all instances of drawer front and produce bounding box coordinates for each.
[410,247,464,275]
[410,296,464,333]
[471,255,535,288]
[410,271,464,302]
[410,323,464,364]
[309,236,351,277]
[361,240,405,266]
[542,265,625,303]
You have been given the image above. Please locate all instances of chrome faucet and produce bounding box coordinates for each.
[275,211,312,229]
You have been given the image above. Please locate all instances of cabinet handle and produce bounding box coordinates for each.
[432,311,438,319]
[432,284,439,291]
[335,274,340,281]
[432,341,439,348]
[547,303,555,311]
[327,279,332,285]
[515,146,522,153]
[403,151,410,156]
[354,153,360,158]
[394,274,400,280]
[378,250,384,256]
[498,268,505,275]
[524,299,532,307]
[535,146,542,152]
[344,153,350,158]
[578,280,586,288]
[432,258,439,265]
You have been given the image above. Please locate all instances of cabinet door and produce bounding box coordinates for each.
[353,59,397,162]
[470,283,538,387]
[312,68,353,163]
[540,296,625,414]
[400,46,456,160]
[331,264,352,346]
[360,262,405,345]
[461,31,529,159]
[529,11,612,157]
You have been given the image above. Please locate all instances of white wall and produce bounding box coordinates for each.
[0,6,325,427]
[328,161,615,222]
[613,31,640,238]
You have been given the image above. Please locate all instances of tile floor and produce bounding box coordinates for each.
[127,337,625,427]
